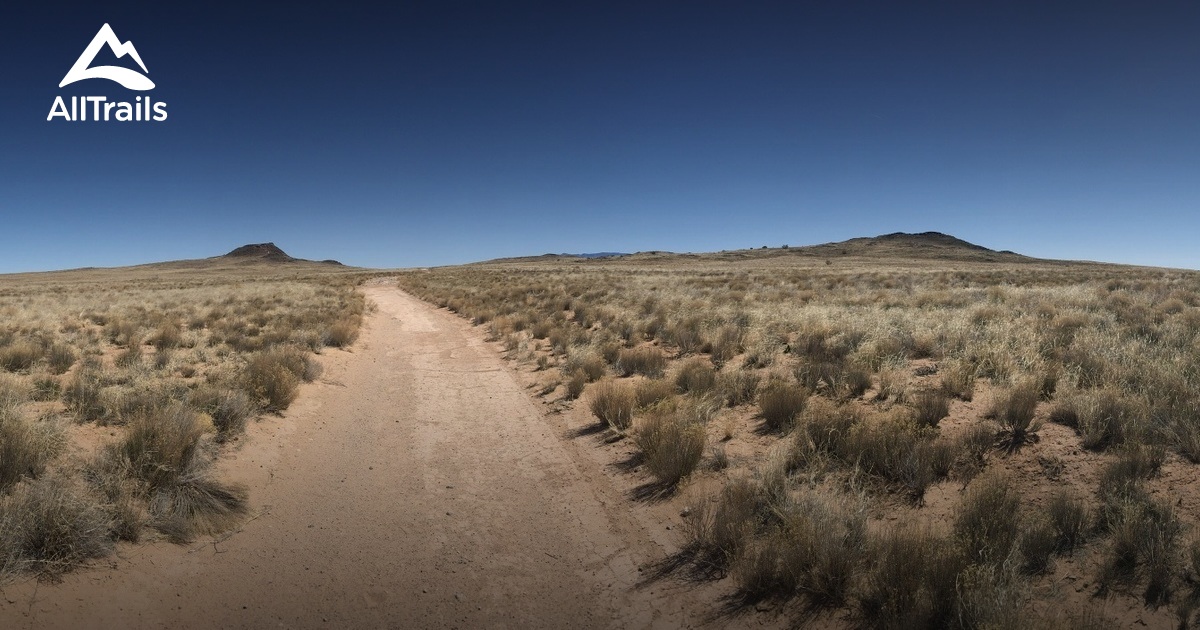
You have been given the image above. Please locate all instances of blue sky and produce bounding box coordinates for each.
[1,2,1198,271]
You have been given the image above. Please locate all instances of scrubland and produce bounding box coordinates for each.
[0,263,366,580]
[398,250,1200,628]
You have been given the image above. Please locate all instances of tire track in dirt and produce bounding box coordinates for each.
[0,284,716,629]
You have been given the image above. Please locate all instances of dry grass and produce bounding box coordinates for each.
[674,357,717,395]
[634,403,707,487]
[635,378,676,409]
[397,251,1200,624]
[242,347,305,411]
[911,389,950,428]
[955,472,1021,566]
[0,260,367,579]
[0,476,113,579]
[617,347,667,377]
[757,378,808,431]
[992,381,1043,452]
[589,379,635,431]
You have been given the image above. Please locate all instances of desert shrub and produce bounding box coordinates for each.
[547,327,573,355]
[1047,490,1090,552]
[666,316,704,354]
[1099,444,1165,498]
[675,358,717,394]
[955,563,1025,630]
[635,378,675,409]
[838,368,873,400]
[708,444,729,471]
[992,381,1042,452]
[105,319,140,347]
[0,403,65,492]
[190,386,254,441]
[530,319,552,340]
[709,325,743,367]
[564,349,606,382]
[955,422,994,480]
[1020,517,1058,574]
[858,523,966,630]
[242,347,307,411]
[1164,399,1200,457]
[940,361,976,401]
[149,321,183,350]
[793,398,858,461]
[103,403,247,542]
[115,343,142,368]
[717,369,760,407]
[635,407,706,486]
[589,380,635,431]
[31,377,61,402]
[302,357,323,382]
[85,461,143,543]
[875,368,904,402]
[683,477,761,571]
[793,359,846,393]
[911,389,950,428]
[564,370,587,400]
[152,348,172,370]
[741,340,778,369]
[324,317,360,348]
[113,403,207,493]
[591,341,618,367]
[925,438,957,479]
[772,492,866,607]
[617,347,666,377]
[845,415,940,501]
[63,361,106,422]
[46,343,76,375]
[955,472,1021,566]
[92,381,183,428]
[149,474,249,544]
[1101,495,1181,604]
[1052,388,1147,451]
[758,378,808,431]
[0,342,42,372]
[733,535,786,599]
[0,477,113,578]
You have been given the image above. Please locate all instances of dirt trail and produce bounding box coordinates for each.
[0,285,713,629]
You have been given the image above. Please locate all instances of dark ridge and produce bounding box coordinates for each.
[320,259,344,266]
[473,232,1032,265]
[223,242,294,262]
[577,252,628,259]
[858,231,992,251]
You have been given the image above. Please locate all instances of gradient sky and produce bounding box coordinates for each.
[2,2,1198,271]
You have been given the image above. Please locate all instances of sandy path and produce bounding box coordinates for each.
[0,286,707,629]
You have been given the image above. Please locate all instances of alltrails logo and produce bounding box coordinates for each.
[47,23,168,122]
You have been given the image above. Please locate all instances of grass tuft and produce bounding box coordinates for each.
[0,477,113,579]
[758,378,809,431]
[589,379,636,431]
[635,406,707,487]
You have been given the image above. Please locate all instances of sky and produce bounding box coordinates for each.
[1,1,1198,271]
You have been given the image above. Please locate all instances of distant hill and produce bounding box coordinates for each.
[220,243,344,266]
[577,252,628,259]
[223,242,295,262]
[0,242,355,281]
[792,231,1029,262]
[477,252,629,264]
[475,232,1032,266]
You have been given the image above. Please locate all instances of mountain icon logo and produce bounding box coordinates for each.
[59,23,155,91]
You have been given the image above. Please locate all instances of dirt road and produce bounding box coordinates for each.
[0,285,710,629]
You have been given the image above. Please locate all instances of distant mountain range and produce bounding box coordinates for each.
[477,232,1030,265]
